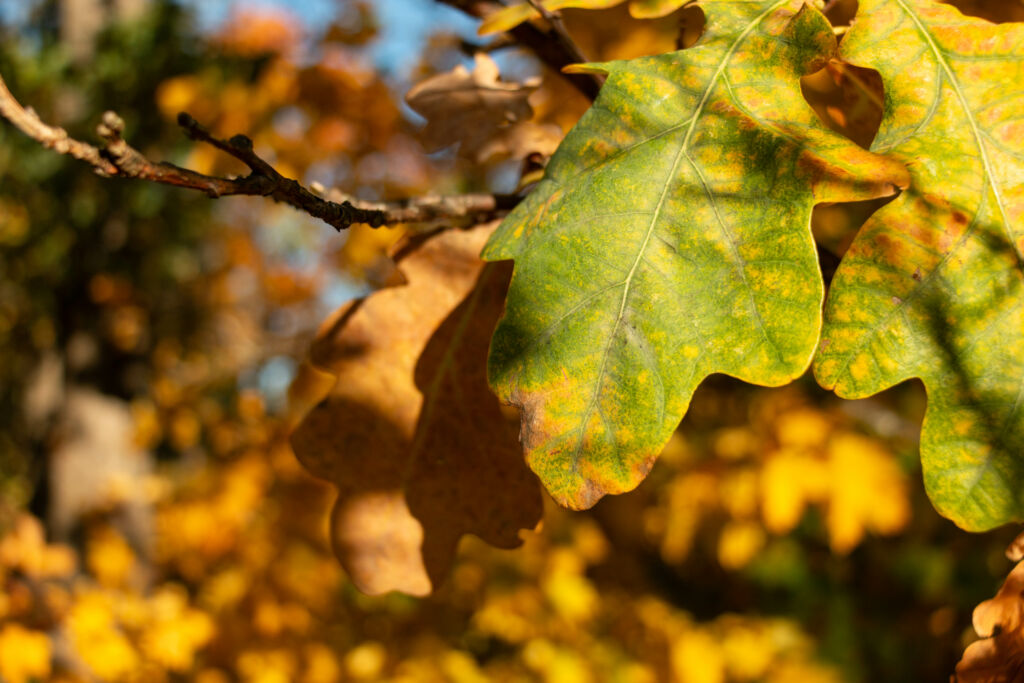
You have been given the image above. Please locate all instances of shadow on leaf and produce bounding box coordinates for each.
[289,224,543,596]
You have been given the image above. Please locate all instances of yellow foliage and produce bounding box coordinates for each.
[720,468,760,519]
[717,520,766,571]
[652,400,911,566]
[713,427,757,461]
[571,518,610,564]
[303,643,341,683]
[542,549,599,622]
[474,588,545,643]
[720,621,775,680]
[761,451,827,535]
[87,526,136,587]
[775,409,832,449]
[131,398,163,449]
[169,408,202,451]
[826,433,910,554]
[67,590,141,681]
[0,514,77,578]
[523,638,593,683]
[238,649,298,683]
[156,75,202,120]
[656,472,718,564]
[199,566,250,612]
[344,641,387,680]
[139,585,215,672]
[438,650,489,683]
[338,222,406,280]
[0,624,51,683]
[763,421,909,552]
[252,596,309,637]
[671,630,725,683]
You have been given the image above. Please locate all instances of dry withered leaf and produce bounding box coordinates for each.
[405,53,543,162]
[475,120,564,165]
[290,224,543,596]
[955,560,1024,682]
[1007,530,1024,563]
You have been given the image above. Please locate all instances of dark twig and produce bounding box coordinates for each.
[459,35,517,55]
[0,71,519,231]
[508,21,603,100]
[173,112,393,229]
[525,0,595,69]
[525,0,591,64]
[438,0,603,101]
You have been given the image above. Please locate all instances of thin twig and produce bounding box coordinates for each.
[174,112,394,228]
[0,73,118,174]
[0,71,519,231]
[321,187,520,227]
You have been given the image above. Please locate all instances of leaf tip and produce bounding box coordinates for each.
[562,62,609,76]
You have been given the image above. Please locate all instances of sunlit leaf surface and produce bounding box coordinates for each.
[484,0,908,509]
[815,0,1024,531]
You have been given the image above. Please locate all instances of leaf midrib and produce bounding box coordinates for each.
[406,263,492,481]
[569,0,791,472]
[828,0,1020,389]
[892,0,1014,246]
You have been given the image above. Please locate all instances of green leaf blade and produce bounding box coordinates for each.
[485,0,909,509]
[814,0,1024,531]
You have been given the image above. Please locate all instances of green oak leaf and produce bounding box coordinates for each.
[483,0,909,509]
[815,0,1024,531]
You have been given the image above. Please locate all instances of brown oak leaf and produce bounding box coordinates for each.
[405,53,545,162]
[955,558,1024,682]
[475,120,563,165]
[290,223,543,596]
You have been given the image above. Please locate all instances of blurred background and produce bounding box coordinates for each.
[0,0,1021,681]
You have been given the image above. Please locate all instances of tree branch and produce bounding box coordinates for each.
[524,0,591,65]
[319,187,521,226]
[438,0,603,101]
[0,71,518,231]
[0,73,118,174]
